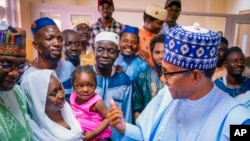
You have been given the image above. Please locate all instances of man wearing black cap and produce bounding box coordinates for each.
[159,0,181,34]
[90,0,123,42]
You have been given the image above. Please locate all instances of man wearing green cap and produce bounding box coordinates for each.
[0,26,34,140]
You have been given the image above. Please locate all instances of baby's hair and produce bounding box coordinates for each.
[71,65,97,84]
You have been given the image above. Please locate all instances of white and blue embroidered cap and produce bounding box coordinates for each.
[164,23,221,70]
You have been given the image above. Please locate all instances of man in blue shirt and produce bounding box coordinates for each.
[93,31,132,141]
[215,47,250,99]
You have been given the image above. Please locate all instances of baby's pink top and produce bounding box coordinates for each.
[70,92,112,139]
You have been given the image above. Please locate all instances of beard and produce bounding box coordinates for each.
[103,14,111,20]
[47,54,61,63]
[216,59,224,67]
[231,72,243,77]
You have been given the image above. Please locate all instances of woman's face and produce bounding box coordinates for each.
[45,75,65,113]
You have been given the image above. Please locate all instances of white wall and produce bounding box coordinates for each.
[226,0,250,14]
[18,0,250,60]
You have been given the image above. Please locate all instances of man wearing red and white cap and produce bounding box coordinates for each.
[90,0,123,43]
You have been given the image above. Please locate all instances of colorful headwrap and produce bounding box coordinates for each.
[164,23,220,70]
[95,31,119,48]
[0,26,26,57]
[121,25,139,36]
[31,17,57,35]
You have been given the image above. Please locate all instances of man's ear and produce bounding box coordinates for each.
[32,41,38,50]
[191,69,203,82]
[145,18,151,24]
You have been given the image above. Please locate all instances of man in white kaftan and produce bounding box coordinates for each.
[107,24,250,141]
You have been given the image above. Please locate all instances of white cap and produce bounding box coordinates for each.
[95,31,120,46]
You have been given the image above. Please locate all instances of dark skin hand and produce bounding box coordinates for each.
[137,50,149,61]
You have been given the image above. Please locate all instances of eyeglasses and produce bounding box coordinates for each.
[0,62,29,73]
[161,69,192,79]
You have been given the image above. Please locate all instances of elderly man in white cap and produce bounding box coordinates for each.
[136,3,167,68]
[107,24,250,141]
[93,31,132,141]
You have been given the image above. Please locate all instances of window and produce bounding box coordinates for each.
[0,0,7,23]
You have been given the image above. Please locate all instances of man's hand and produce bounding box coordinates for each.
[137,50,149,61]
[107,99,126,133]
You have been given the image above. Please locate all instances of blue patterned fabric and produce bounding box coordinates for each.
[164,26,220,70]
